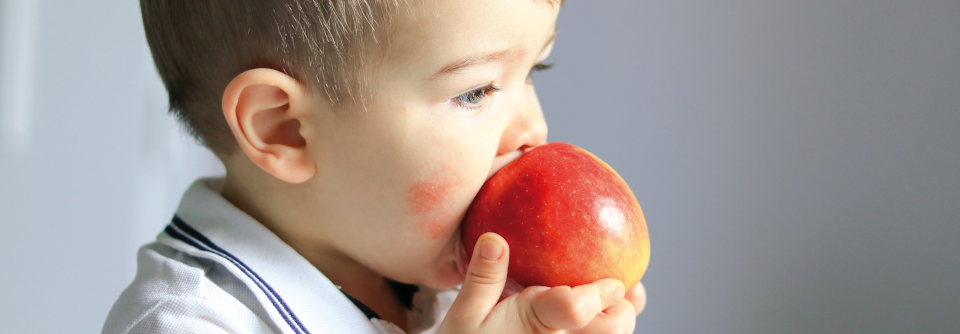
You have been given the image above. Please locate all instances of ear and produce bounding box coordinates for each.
[222,68,316,184]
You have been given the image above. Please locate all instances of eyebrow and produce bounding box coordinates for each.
[431,29,558,79]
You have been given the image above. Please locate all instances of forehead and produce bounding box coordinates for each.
[377,0,560,80]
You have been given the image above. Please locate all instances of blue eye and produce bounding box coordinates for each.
[454,84,501,108]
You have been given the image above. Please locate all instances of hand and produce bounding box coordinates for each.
[439,232,646,333]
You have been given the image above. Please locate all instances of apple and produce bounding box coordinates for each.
[462,142,650,291]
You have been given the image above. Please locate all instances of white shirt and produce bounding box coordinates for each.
[103,178,456,334]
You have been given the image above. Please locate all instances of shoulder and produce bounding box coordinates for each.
[102,243,274,334]
[107,295,273,334]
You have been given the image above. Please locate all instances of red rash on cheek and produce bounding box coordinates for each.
[420,216,446,240]
[407,171,460,239]
[408,177,453,215]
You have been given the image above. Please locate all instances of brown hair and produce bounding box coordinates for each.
[141,0,403,154]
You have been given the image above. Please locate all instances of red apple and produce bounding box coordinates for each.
[462,142,650,291]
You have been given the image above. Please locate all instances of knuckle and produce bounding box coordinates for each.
[572,305,591,328]
[561,298,590,327]
[518,286,548,300]
[523,298,557,333]
[551,286,593,328]
[466,266,503,285]
[522,304,546,333]
[553,285,574,295]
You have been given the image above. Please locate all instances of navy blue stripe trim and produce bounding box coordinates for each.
[166,216,311,334]
[163,225,208,253]
[342,292,381,320]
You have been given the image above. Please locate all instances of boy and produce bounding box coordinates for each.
[104,0,646,333]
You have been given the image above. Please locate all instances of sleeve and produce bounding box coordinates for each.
[119,296,276,334]
[101,243,278,334]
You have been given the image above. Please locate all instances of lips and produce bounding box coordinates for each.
[487,145,540,180]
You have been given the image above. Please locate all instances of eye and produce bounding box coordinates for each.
[526,62,554,84]
[453,84,501,109]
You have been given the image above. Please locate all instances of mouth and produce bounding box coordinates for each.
[486,145,539,180]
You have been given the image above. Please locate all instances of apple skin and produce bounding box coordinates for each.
[462,142,650,291]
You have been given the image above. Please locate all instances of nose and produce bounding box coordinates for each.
[496,90,548,155]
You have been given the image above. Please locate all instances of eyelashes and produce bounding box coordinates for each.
[453,84,501,109]
[451,62,555,110]
[527,62,554,83]
[532,62,554,72]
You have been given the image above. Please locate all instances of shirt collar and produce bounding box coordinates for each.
[165,177,381,333]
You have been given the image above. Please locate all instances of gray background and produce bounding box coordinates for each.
[1,0,958,333]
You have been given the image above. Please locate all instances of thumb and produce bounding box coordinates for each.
[448,232,510,326]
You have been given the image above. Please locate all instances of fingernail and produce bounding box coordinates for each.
[607,284,624,302]
[480,238,503,261]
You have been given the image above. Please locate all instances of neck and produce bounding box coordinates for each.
[324,261,411,331]
[220,164,411,331]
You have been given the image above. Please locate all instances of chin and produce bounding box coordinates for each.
[419,224,467,289]
[421,262,466,290]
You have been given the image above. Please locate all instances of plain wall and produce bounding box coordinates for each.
[0,1,223,333]
[540,1,960,333]
[1,1,958,333]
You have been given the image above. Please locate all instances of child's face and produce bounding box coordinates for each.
[306,0,559,289]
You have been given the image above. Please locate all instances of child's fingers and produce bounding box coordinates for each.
[625,282,647,315]
[571,299,637,334]
[446,232,510,326]
[529,279,625,330]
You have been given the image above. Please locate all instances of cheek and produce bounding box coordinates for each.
[419,217,446,240]
[407,169,463,239]
[407,174,454,215]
